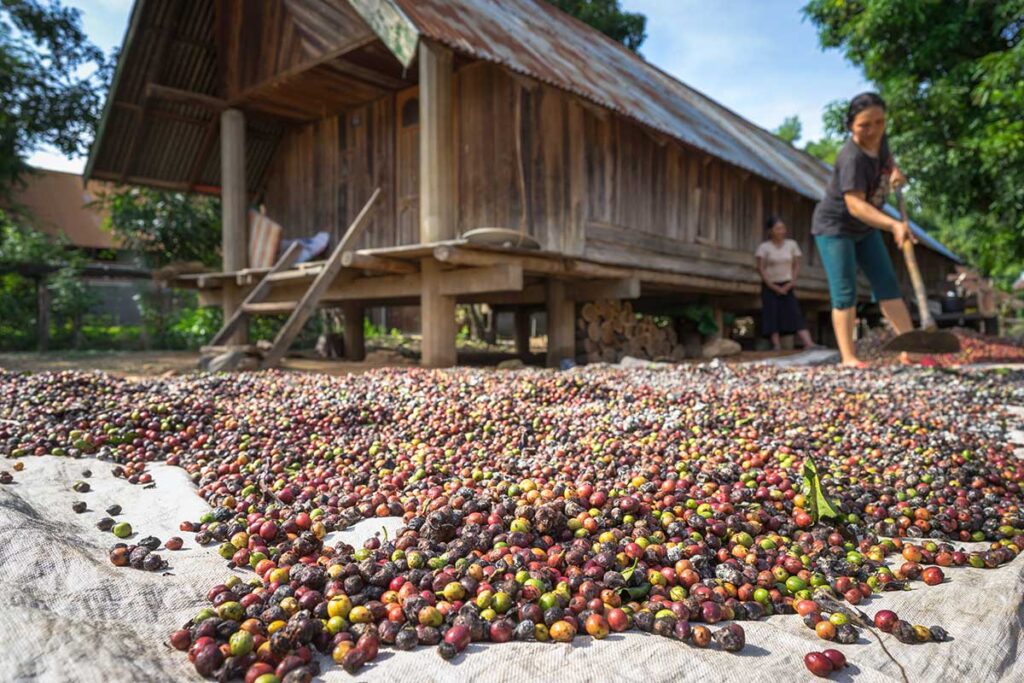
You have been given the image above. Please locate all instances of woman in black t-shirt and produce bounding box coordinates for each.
[811,93,915,368]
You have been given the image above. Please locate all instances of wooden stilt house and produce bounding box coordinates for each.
[85,0,962,366]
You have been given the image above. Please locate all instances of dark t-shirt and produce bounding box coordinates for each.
[812,138,893,236]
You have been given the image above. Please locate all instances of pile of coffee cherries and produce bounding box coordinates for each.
[1,362,1023,681]
[858,327,1024,366]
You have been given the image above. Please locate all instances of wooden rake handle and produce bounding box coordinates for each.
[896,188,935,330]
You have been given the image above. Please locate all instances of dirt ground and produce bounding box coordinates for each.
[0,346,803,378]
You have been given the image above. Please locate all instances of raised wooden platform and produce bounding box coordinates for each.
[177,238,836,306]
[176,238,852,368]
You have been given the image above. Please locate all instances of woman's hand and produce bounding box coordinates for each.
[891,219,916,248]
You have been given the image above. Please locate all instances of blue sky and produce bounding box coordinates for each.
[28,0,870,173]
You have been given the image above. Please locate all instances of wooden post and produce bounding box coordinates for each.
[221,107,248,344]
[36,278,50,352]
[342,303,365,361]
[546,279,575,367]
[418,39,457,367]
[712,306,725,339]
[514,308,531,360]
[419,40,455,244]
[420,259,456,367]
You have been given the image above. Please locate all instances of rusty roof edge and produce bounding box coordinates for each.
[84,0,145,184]
[346,0,420,68]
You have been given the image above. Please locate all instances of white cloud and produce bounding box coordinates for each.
[26,149,86,175]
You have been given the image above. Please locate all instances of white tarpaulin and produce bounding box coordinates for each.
[1,395,1023,682]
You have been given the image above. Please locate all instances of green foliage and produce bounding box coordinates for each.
[0,210,63,263]
[803,136,841,165]
[363,318,402,341]
[795,101,848,165]
[773,115,803,145]
[546,0,647,52]
[0,210,97,349]
[803,101,848,165]
[137,290,322,351]
[0,0,109,197]
[0,271,36,348]
[167,304,222,349]
[681,303,719,337]
[98,186,222,268]
[803,0,1024,286]
[801,457,841,523]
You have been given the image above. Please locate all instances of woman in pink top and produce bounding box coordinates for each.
[756,216,819,351]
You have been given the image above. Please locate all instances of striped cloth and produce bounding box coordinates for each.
[248,209,282,269]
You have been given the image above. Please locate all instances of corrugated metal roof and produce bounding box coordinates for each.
[386,0,832,200]
[882,205,961,263]
[85,0,283,192]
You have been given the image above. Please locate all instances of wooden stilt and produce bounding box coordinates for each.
[342,303,365,361]
[546,279,575,367]
[514,308,531,360]
[417,39,457,368]
[221,108,248,344]
[420,259,456,367]
[418,40,455,244]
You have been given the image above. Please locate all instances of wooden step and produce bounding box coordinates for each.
[265,267,323,283]
[208,242,304,346]
[199,344,260,355]
[242,301,298,315]
[261,188,382,369]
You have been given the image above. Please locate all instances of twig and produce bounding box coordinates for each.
[867,624,910,683]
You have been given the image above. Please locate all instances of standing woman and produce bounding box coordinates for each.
[812,92,915,367]
[756,216,818,350]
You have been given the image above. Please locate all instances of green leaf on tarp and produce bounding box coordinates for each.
[802,457,841,523]
[617,583,651,600]
[621,557,639,582]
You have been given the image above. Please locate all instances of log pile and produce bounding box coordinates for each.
[577,299,688,363]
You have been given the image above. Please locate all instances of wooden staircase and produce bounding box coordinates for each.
[207,188,381,369]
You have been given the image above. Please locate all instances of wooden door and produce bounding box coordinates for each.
[395,87,420,245]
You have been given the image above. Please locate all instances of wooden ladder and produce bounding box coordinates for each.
[207,188,382,368]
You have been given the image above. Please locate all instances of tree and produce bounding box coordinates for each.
[803,0,1024,286]
[547,0,647,52]
[0,209,97,349]
[773,115,803,145]
[803,100,847,165]
[98,187,222,268]
[0,0,109,198]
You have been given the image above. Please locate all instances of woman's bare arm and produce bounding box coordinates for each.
[843,191,912,246]
[787,257,800,292]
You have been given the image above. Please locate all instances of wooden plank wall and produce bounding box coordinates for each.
[262,97,397,250]
[259,59,952,294]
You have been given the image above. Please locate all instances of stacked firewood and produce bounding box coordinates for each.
[577,299,688,363]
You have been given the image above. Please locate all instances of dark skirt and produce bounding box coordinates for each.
[761,281,806,336]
